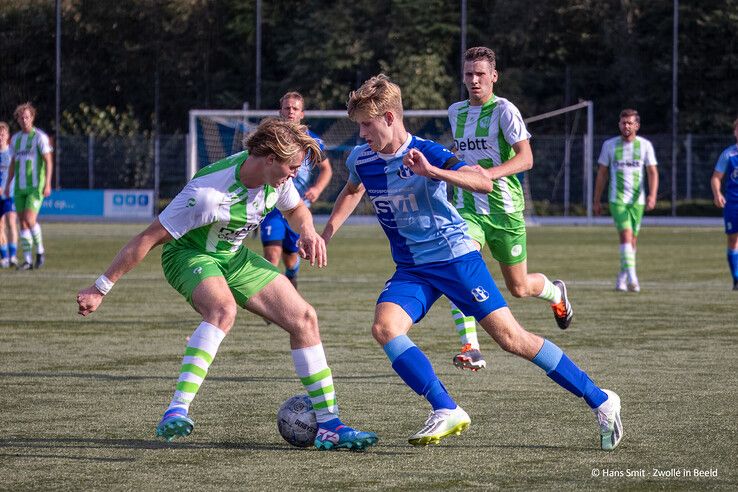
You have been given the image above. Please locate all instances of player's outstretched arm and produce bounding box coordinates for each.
[484,139,533,181]
[321,181,365,245]
[76,219,173,316]
[283,202,326,268]
[403,148,492,193]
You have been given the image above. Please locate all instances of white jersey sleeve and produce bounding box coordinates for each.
[498,101,531,145]
[597,139,613,167]
[275,178,301,212]
[37,131,53,155]
[642,139,658,166]
[158,181,224,240]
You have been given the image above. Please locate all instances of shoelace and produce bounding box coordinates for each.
[460,343,474,353]
[552,301,568,317]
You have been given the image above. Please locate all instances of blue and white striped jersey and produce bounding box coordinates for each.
[346,134,476,266]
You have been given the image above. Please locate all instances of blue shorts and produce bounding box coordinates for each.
[260,209,300,253]
[0,197,15,217]
[724,203,738,235]
[377,251,507,324]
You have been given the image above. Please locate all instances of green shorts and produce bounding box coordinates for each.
[14,188,44,214]
[610,202,645,235]
[461,210,527,266]
[161,244,279,308]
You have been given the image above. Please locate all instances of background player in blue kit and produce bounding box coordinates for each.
[710,116,738,290]
[321,74,623,450]
[260,92,333,288]
[0,121,19,268]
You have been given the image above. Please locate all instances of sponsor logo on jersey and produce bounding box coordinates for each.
[454,138,489,152]
[511,244,523,257]
[217,223,258,242]
[371,193,420,228]
[613,160,642,169]
[471,286,490,302]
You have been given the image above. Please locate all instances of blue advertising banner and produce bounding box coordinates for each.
[40,189,154,219]
[41,190,105,216]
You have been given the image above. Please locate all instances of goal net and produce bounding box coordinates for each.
[188,102,593,217]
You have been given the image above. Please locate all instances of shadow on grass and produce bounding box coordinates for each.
[0,452,135,462]
[0,371,400,384]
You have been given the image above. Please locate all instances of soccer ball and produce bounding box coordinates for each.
[277,394,318,447]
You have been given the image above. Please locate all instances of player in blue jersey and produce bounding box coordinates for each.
[260,92,333,288]
[0,121,19,268]
[710,116,738,290]
[322,74,623,450]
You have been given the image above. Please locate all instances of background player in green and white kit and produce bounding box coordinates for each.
[446,47,573,371]
[593,108,659,292]
[3,103,53,270]
[76,118,377,451]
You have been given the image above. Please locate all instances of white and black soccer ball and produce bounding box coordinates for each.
[277,394,318,447]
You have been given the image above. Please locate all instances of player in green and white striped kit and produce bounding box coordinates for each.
[76,118,377,450]
[3,103,53,270]
[593,108,659,292]
[447,47,573,371]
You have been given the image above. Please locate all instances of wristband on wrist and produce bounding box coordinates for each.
[94,275,115,295]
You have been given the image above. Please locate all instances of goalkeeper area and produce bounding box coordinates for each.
[188,103,594,217]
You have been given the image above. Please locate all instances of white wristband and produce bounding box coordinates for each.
[95,275,115,295]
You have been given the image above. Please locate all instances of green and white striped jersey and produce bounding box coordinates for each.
[448,95,531,215]
[10,128,52,192]
[158,151,300,256]
[597,136,658,205]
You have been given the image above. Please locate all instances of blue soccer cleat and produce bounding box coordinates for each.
[156,409,194,442]
[314,418,378,451]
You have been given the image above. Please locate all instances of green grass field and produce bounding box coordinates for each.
[1,222,736,490]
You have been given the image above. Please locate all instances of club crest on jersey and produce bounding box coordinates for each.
[479,115,491,129]
[397,164,414,179]
[471,286,489,302]
[731,167,738,182]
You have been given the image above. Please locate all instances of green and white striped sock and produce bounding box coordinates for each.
[620,243,636,279]
[537,276,562,304]
[167,321,226,415]
[31,223,44,254]
[292,344,338,424]
[450,301,479,349]
[19,229,32,264]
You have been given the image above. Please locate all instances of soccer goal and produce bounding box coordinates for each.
[188,102,593,218]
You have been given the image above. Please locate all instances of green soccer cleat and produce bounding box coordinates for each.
[156,410,194,442]
[594,389,623,451]
[408,406,470,446]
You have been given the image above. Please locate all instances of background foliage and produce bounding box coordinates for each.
[1,0,736,136]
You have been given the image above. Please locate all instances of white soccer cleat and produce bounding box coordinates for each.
[408,406,471,446]
[615,272,628,292]
[627,274,640,292]
[594,389,623,451]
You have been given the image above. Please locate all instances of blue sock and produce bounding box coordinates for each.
[8,243,17,258]
[285,258,301,279]
[384,335,456,411]
[727,249,738,282]
[532,339,607,409]
[0,245,7,260]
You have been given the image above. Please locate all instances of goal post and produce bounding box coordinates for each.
[188,102,594,218]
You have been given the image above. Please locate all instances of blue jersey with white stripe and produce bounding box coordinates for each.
[293,129,326,202]
[346,134,475,266]
[715,144,738,204]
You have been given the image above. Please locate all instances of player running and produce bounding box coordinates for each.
[76,118,378,451]
[261,91,333,288]
[593,108,659,292]
[322,74,623,451]
[446,47,573,371]
[710,116,738,290]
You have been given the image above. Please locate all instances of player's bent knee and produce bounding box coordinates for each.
[202,303,237,332]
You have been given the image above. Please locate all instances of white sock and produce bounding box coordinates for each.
[292,344,338,423]
[449,301,479,349]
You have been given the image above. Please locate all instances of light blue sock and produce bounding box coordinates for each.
[384,335,456,411]
[532,339,607,409]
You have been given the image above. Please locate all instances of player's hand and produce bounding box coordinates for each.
[303,187,320,203]
[713,195,726,209]
[402,148,434,178]
[43,184,51,198]
[468,164,496,184]
[646,195,656,211]
[593,202,602,216]
[76,285,105,316]
[297,230,327,267]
